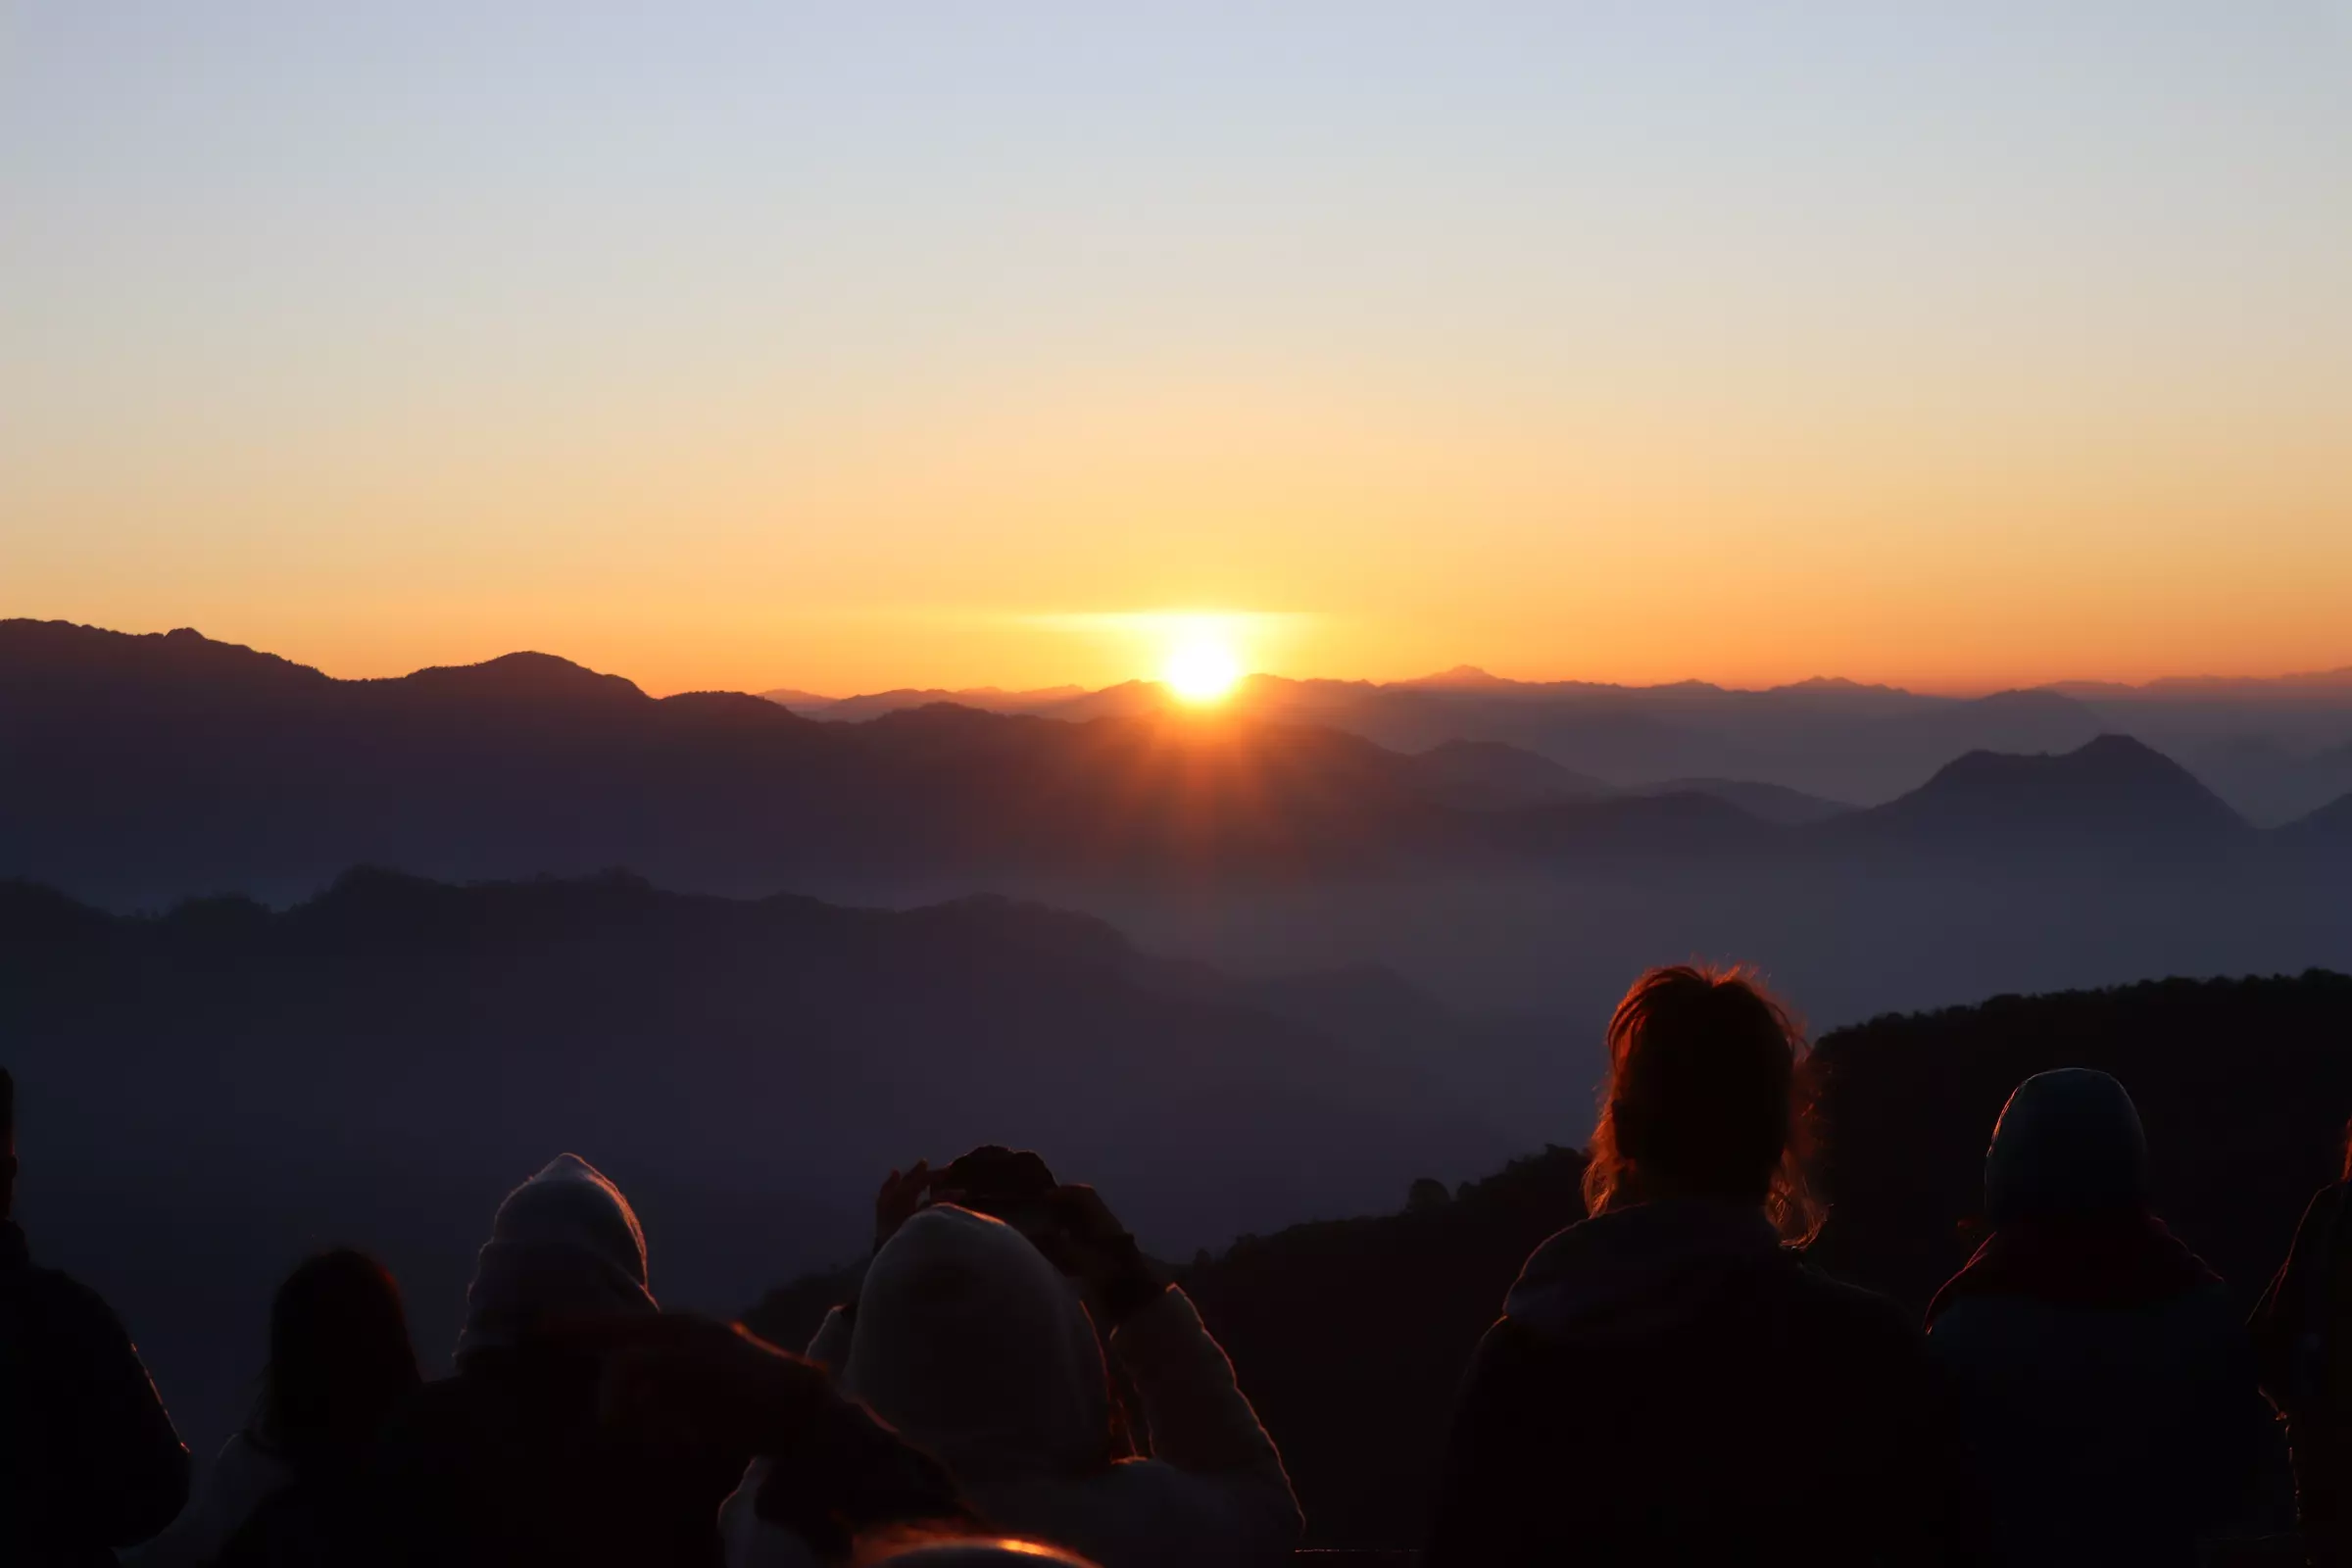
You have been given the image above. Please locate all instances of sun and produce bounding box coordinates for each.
[1162,634,1244,705]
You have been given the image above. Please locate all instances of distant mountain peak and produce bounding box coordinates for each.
[1776,675,1904,695]
[1393,664,1513,690]
[387,651,647,705]
[1860,733,2247,845]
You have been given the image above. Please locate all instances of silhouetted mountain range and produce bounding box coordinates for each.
[772,683,1089,721]
[7,620,2347,918]
[776,659,2352,822]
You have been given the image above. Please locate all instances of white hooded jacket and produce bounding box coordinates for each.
[725,1205,1298,1568]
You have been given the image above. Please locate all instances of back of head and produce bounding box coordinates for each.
[266,1249,421,1472]
[458,1152,657,1360]
[936,1147,1058,1229]
[1984,1068,2150,1226]
[844,1205,1109,1484]
[1584,964,1814,1238]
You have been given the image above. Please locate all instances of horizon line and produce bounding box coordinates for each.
[13,616,2352,707]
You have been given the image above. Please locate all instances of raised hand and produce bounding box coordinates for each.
[873,1160,933,1255]
[1040,1184,1166,1327]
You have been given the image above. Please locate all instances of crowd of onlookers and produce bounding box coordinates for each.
[4,962,2351,1565]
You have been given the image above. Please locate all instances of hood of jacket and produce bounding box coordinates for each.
[457,1152,657,1362]
[1504,1200,1787,1343]
[1983,1068,2150,1227]
[843,1204,1109,1484]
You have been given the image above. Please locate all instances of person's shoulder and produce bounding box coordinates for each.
[14,1259,134,1337]
[1465,1310,1554,1380]
[2300,1181,2352,1231]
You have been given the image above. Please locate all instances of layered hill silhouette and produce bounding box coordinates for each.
[0,866,1513,1476]
[750,970,2352,1547]
[1831,732,2254,856]
[778,659,2352,822]
[6,619,2346,915]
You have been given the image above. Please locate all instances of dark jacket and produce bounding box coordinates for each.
[0,1219,190,1566]
[1424,1200,1969,1567]
[368,1343,746,1568]
[366,1155,742,1567]
[2251,1181,2352,1566]
[1927,1069,2280,1566]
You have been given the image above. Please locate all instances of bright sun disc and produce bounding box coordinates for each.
[1163,637,1243,704]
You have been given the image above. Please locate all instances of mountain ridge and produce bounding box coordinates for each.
[5,620,2343,915]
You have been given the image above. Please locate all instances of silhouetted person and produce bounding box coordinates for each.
[514,1307,1100,1567]
[803,1146,1064,1374]
[792,1185,1299,1568]
[0,1066,190,1565]
[368,1153,745,1567]
[127,1249,420,1567]
[807,1149,1151,1464]
[1424,965,1969,1566]
[1928,1068,2278,1565]
[2253,1126,2352,1566]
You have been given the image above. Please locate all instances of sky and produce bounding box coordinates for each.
[4,2,2349,698]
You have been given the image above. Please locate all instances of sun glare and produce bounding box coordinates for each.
[1163,633,1244,705]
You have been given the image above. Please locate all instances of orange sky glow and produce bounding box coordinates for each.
[5,7,2348,700]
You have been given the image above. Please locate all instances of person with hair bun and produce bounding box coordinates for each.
[1424,964,1970,1565]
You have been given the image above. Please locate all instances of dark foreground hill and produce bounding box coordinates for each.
[0,868,1509,1472]
[753,971,2352,1547]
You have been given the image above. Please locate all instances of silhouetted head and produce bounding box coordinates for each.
[0,1068,15,1220]
[458,1152,657,1361]
[937,1147,1057,1219]
[264,1249,421,1474]
[845,1204,1110,1486]
[1983,1068,2150,1227]
[1583,964,1816,1239]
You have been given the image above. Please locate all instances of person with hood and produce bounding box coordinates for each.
[786,1183,1299,1568]
[537,1295,1100,1568]
[803,1147,1065,1379]
[2251,1123,2352,1566]
[0,1066,190,1566]
[1929,1068,2279,1565]
[368,1153,747,1568]
[1424,964,1968,1566]
[126,1249,421,1568]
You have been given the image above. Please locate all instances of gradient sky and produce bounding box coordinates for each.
[5,3,2348,696]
